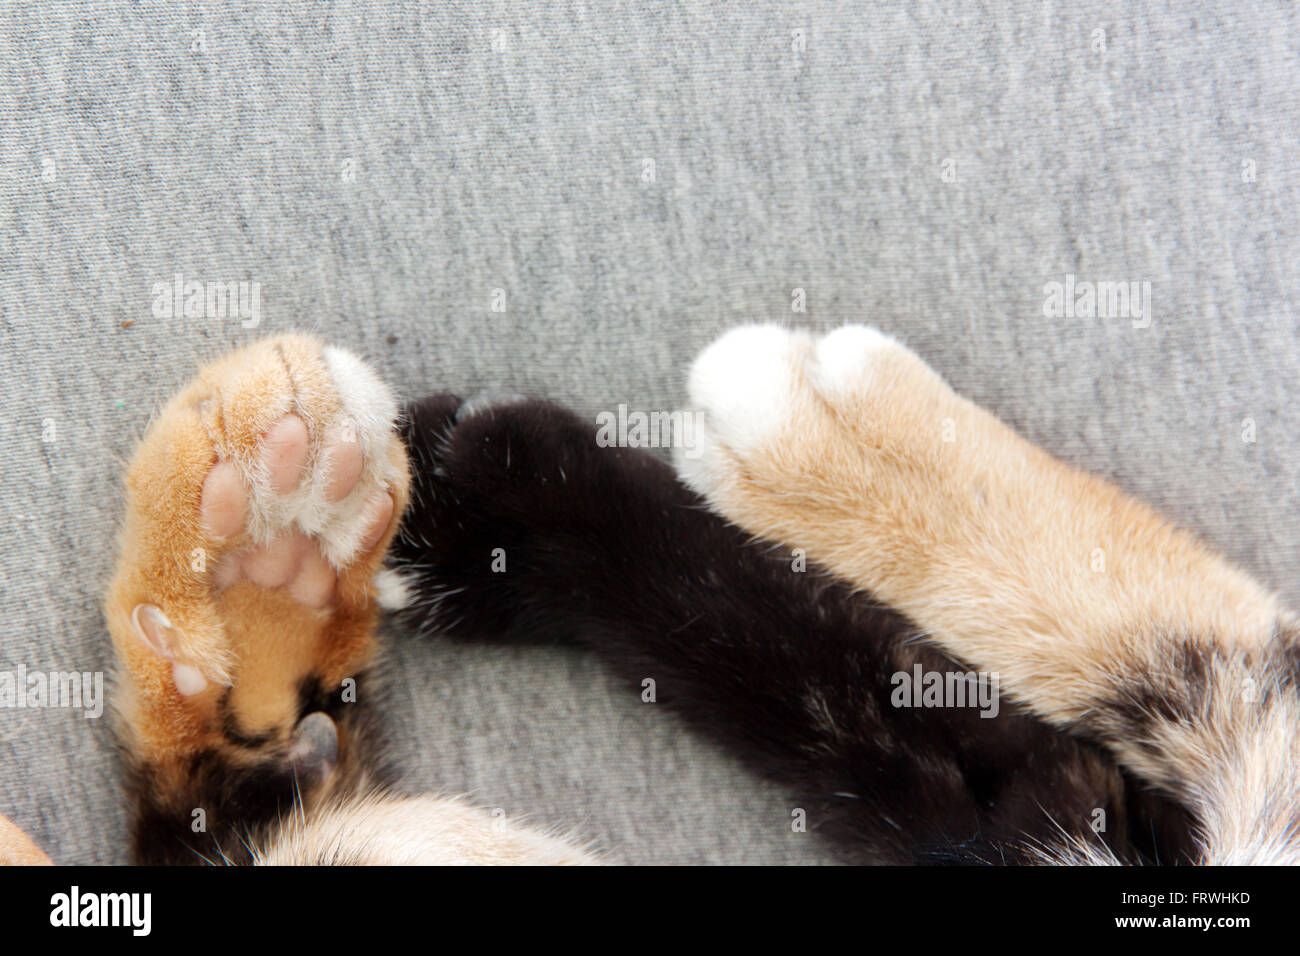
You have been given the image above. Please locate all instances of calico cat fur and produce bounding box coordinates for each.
[102,335,594,865]
[86,330,1253,865]
[387,393,1194,865]
[674,324,1300,865]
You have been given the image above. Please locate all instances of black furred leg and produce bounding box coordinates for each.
[389,395,1193,865]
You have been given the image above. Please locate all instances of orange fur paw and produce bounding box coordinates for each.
[104,334,409,765]
[676,323,950,576]
[681,321,1279,697]
[675,325,1300,865]
[675,323,1280,682]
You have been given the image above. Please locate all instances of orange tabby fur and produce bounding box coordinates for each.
[679,324,1299,863]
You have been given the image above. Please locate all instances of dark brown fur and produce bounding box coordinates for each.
[123,668,396,865]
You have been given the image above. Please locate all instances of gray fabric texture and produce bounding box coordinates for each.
[0,2,1296,865]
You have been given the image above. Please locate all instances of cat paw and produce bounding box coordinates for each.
[105,334,409,764]
[675,323,926,509]
[385,393,613,640]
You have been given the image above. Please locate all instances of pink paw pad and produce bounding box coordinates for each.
[321,427,364,503]
[200,463,248,539]
[262,415,310,494]
[194,419,391,611]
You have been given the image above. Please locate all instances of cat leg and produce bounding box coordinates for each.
[254,792,595,865]
[387,394,1194,864]
[678,324,1299,863]
[104,334,411,863]
[106,336,598,866]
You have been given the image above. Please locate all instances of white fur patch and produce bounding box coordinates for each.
[812,324,897,399]
[676,323,903,498]
[677,324,809,499]
[373,568,414,611]
[312,346,403,567]
[686,324,804,455]
[672,419,723,497]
